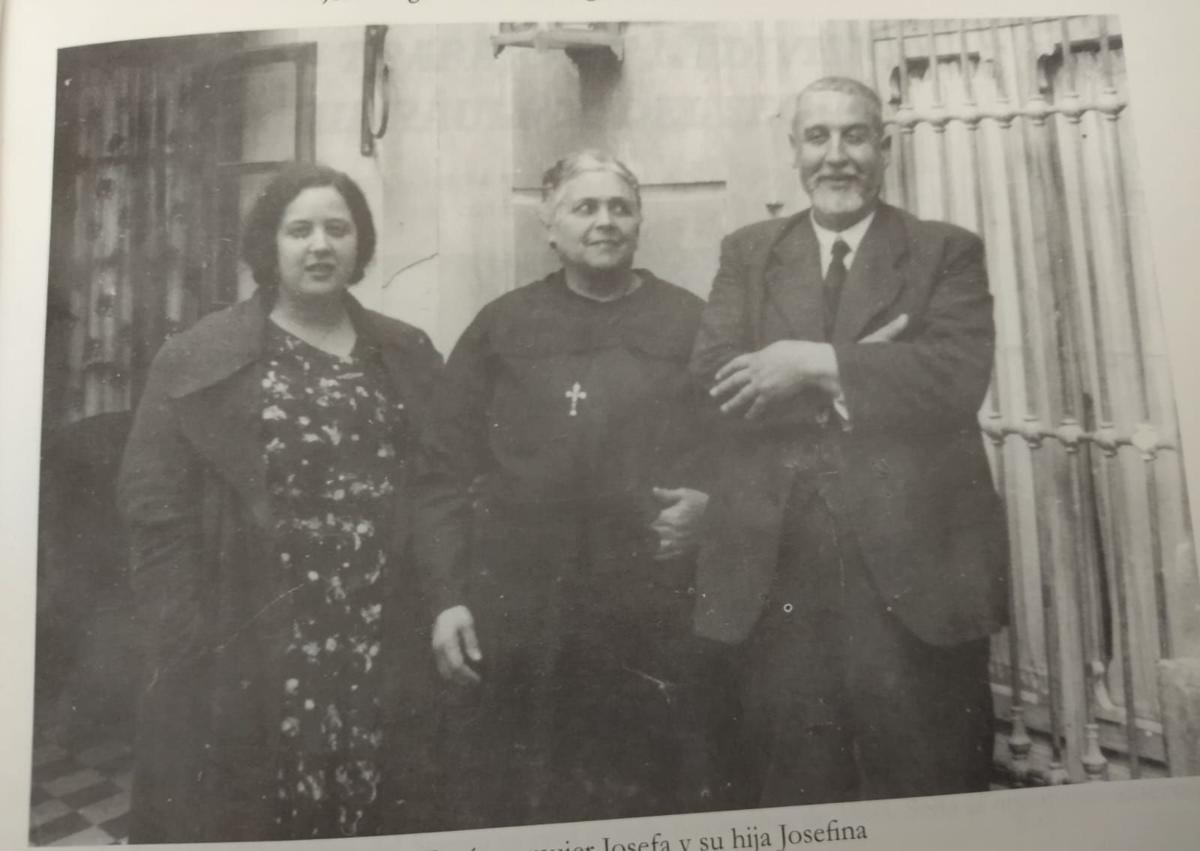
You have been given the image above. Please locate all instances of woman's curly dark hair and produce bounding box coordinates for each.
[241,162,377,290]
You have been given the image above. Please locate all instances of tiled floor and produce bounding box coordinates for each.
[29,739,131,846]
[26,732,1010,845]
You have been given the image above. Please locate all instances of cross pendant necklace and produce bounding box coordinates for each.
[565,381,587,417]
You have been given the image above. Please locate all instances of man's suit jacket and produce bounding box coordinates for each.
[690,203,1009,648]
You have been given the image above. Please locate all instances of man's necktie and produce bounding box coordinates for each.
[823,238,850,340]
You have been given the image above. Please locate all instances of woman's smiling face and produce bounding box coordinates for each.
[546,170,642,275]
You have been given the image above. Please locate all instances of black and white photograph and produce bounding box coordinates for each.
[6,2,1200,849]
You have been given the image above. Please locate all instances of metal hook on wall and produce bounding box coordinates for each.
[361,24,390,156]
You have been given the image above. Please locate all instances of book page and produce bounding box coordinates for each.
[4,1,1200,850]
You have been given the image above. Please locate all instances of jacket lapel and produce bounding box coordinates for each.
[345,300,430,559]
[760,212,826,342]
[178,369,272,531]
[169,296,272,531]
[354,303,424,417]
[165,296,264,399]
[832,204,910,343]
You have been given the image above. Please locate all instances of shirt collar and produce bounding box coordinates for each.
[810,207,877,257]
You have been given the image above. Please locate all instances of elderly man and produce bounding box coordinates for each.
[691,76,1008,805]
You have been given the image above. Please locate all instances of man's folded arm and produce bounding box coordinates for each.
[834,232,995,433]
[690,233,833,431]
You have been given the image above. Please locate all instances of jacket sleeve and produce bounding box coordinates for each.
[834,230,994,434]
[117,343,206,677]
[690,233,751,389]
[690,229,833,435]
[411,311,493,618]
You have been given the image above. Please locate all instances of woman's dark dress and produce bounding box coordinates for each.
[262,325,401,838]
[416,270,709,826]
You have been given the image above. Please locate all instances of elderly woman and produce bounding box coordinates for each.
[416,150,711,826]
[118,163,441,842]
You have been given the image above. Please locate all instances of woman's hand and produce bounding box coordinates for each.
[650,487,710,561]
[432,605,483,686]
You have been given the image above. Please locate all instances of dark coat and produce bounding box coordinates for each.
[117,292,442,843]
[690,203,1009,647]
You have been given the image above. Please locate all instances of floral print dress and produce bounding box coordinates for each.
[261,323,402,838]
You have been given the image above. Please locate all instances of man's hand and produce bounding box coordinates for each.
[711,340,838,420]
[432,605,482,686]
[711,314,909,420]
[650,487,709,560]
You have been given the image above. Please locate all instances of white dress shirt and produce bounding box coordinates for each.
[808,209,877,425]
[811,209,876,278]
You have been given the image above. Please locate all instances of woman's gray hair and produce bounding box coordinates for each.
[540,150,642,224]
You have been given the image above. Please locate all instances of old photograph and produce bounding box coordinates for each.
[22,11,1200,847]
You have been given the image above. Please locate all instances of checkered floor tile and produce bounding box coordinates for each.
[25,732,1010,844]
[30,739,131,846]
